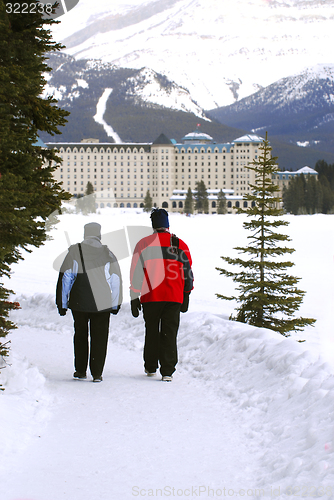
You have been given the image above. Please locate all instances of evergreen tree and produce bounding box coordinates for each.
[282,180,296,214]
[76,181,96,214]
[295,175,307,214]
[319,176,334,214]
[216,133,315,336]
[304,175,320,214]
[143,190,153,212]
[184,187,193,214]
[217,189,227,214]
[283,175,306,215]
[315,160,334,191]
[76,194,84,214]
[195,180,208,213]
[85,181,94,196]
[0,1,70,362]
[85,181,96,213]
[283,174,334,214]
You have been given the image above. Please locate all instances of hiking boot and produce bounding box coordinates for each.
[145,369,156,377]
[73,371,87,379]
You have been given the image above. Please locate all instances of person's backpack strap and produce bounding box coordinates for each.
[78,243,86,273]
[170,233,179,255]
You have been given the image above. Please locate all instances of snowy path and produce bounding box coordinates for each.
[1,319,257,500]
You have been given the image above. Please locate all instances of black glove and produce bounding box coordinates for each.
[131,298,141,317]
[111,305,121,315]
[58,307,67,316]
[180,292,190,313]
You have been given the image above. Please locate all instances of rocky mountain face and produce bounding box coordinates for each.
[51,0,334,109]
[42,52,207,119]
[40,53,334,170]
[40,52,241,144]
[208,64,334,155]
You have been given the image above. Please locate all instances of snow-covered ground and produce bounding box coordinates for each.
[1,209,334,499]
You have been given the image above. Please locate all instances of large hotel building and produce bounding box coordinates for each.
[47,129,317,214]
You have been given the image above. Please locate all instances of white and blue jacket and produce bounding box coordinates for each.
[56,237,122,313]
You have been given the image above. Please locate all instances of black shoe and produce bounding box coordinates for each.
[93,376,103,383]
[73,371,87,379]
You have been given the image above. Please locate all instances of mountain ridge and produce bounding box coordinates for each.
[208,64,334,156]
[51,0,334,109]
[38,55,334,171]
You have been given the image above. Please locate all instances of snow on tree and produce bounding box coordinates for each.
[216,133,316,336]
[76,182,96,214]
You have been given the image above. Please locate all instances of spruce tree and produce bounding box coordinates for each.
[195,180,208,213]
[83,181,96,213]
[315,160,334,191]
[76,194,84,214]
[319,176,334,213]
[216,133,315,336]
[184,187,193,214]
[143,190,153,212]
[283,174,333,214]
[217,189,227,214]
[283,176,306,214]
[0,1,70,362]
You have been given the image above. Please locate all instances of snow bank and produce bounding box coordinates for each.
[177,312,334,490]
[0,349,51,472]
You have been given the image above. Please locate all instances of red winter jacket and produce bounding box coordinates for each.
[130,230,193,304]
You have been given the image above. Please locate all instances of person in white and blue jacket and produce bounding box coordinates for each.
[56,222,122,382]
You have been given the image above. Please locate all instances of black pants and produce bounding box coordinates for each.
[71,310,110,378]
[142,302,181,377]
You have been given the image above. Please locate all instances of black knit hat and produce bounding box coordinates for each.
[84,222,101,240]
[150,208,169,229]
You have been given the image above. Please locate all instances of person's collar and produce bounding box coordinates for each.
[82,236,102,247]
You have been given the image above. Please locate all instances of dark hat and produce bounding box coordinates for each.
[150,208,169,229]
[84,222,101,240]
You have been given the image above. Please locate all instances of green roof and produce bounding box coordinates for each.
[152,133,172,145]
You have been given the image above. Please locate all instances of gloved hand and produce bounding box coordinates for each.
[131,298,141,317]
[111,305,121,315]
[58,307,67,316]
[180,292,190,313]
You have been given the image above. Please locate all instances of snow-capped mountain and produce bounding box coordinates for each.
[40,52,243,145]
[42,53,207,120]
[51,0,334,109]
[40,53,334,169]
[209,64,334,155]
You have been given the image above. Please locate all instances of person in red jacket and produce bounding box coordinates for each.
[130,208,193,381]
